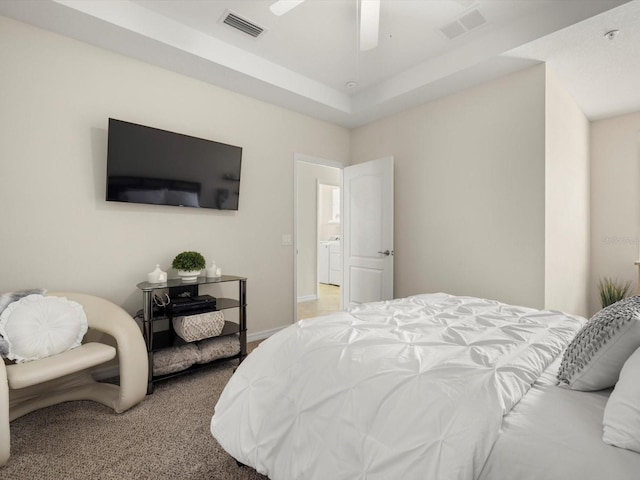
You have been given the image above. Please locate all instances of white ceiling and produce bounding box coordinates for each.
[0,0,638,127]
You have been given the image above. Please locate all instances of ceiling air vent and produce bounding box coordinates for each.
[458,9,486,31]
[440,8,487,40]
[222,11,265,38]
[441,21,467,40]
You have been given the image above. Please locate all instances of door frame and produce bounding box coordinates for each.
[293,153,346,323]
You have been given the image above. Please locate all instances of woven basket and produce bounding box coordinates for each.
[172,310,224,342]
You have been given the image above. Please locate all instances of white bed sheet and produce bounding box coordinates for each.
[478,359,640,480]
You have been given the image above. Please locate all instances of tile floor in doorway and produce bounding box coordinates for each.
[298,283,341,320]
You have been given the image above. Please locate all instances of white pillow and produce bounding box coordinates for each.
[0,288,46,357]
[0,294,88,363]
[603,346,640,453]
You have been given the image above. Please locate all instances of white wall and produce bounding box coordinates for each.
[350,65,547,309]
[0,16,350,335]
[296,162,340,300]
[544,69,590,317]
[590,111,640,315]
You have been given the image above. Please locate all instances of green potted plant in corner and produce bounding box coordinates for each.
[598,276,632,308]
[172,251,206,282]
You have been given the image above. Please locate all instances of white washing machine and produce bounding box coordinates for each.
[319,236,341,286]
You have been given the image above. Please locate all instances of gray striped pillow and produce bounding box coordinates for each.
[557,296,640,391]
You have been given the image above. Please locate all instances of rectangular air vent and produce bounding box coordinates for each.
[222,11,265,38]
[439,8,486,40]
[458,9,486,31]
[441,21,467,40]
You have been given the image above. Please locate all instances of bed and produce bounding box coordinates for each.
[210,293,640,480]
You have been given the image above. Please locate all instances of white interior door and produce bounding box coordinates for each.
[342,156,394,308]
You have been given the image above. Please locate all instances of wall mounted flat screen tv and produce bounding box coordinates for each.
[106,118,242,210]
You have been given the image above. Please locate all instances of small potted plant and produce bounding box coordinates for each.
[172,251,206,281]
[598,276,632,308]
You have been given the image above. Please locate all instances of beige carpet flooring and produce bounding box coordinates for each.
[3,346,269,480]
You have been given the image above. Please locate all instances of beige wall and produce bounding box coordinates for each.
[0,16,350,335]
[296,161,341,300]
[590,111,640,315]
[350,65,547,309]
[4,14,635,327]
[544,69,590,317]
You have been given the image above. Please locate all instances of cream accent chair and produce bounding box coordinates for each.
[0,292,148,466]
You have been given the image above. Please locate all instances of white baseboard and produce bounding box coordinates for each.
[247,326,286,343]
[297,294,318,303]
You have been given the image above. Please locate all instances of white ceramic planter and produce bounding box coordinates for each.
[177,269,202,282]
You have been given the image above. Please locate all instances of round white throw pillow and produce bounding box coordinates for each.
[0,294,88,363]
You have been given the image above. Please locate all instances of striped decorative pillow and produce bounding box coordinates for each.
[557,296,640,391]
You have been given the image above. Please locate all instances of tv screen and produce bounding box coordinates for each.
[106,118,242,210]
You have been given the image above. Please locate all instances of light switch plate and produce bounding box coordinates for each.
[282,234,292,246]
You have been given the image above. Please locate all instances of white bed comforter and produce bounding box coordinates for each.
[211,293,584,480]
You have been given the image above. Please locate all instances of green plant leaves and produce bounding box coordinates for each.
[172,251,206,271]
[598,276,632,308]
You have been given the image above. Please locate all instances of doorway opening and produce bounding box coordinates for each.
[294,154,344,322]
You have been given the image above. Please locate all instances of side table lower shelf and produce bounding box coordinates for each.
[150,322,246,387]
[150,349,245,385]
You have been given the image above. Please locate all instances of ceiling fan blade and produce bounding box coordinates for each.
[270,0,305,16]
[360,0,380,51]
